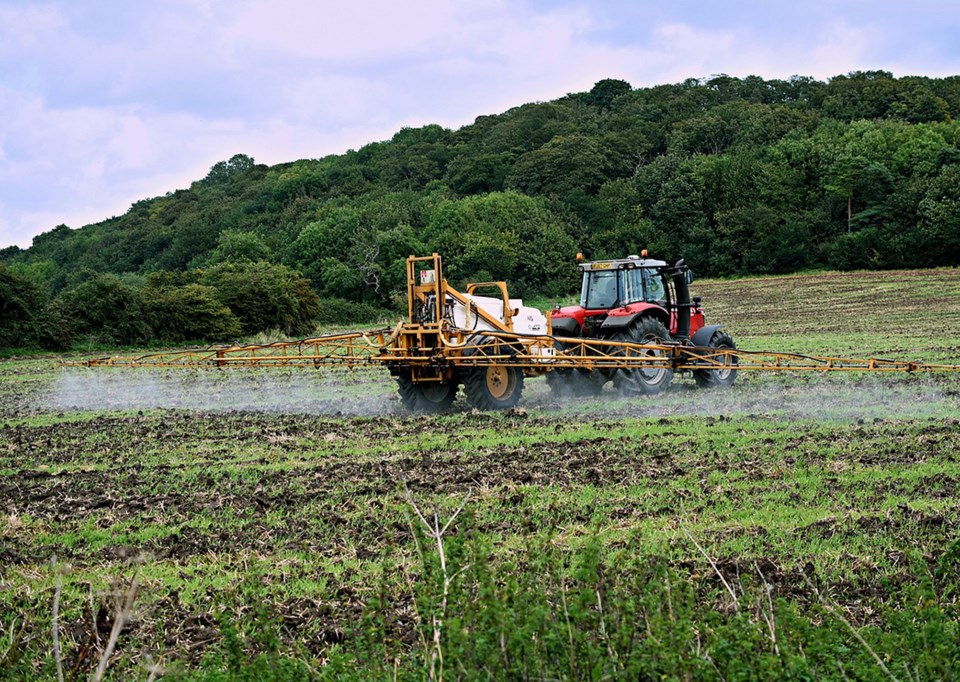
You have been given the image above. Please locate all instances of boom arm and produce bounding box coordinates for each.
[65,327,960,374]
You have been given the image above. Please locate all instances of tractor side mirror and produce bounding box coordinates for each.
[685,270,695,284]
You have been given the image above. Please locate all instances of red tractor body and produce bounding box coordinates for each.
[553,300,706,339]
[547,253,735,395]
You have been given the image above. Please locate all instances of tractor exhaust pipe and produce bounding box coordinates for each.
[671,260,691,340]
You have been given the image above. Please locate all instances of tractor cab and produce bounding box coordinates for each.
[578,255,670,310]
[551,252,704,340]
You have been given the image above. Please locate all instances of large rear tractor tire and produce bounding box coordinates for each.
[693,330,738,389]
[612,317,674,396]
[464,339,525,410]
[396,374,459,412]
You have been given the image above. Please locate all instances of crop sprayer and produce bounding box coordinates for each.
[66,253,960,411]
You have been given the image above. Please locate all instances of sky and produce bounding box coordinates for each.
[2,0,959,249]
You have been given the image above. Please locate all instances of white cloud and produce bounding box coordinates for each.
[1,1,959,249]
[0,81,413,246]
[221,0,461,61]
[0,5,67,54]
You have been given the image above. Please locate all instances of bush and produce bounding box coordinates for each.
[203,230,274,266]
[316,297,399,326]
[200,261,321,337]
[426,191,576,297]
[828,228,883,270]
[0,264,46,350]
[143,284,242,342]
[51,273,151,345]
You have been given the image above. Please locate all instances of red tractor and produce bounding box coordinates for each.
[548,252,737,395]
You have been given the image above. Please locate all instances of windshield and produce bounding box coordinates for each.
[581,267,667,309]
[581,271,618,309]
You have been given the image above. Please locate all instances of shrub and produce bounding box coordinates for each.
[143,284,242,342]
[51,273,151,345]
[200,261,320,337]
[316,297,399,326]
[0,264,47,350]
[203,230,274,266]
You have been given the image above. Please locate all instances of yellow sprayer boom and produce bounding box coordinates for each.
[65,254,960,411]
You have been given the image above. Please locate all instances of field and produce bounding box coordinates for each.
[1,268,959,680]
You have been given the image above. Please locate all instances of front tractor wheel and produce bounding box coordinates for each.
[612,317,674,396]
[396,374,459,412]
[463,339,525,410]
[693,330,738,389]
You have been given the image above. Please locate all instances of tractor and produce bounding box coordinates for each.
[548,251,737,395]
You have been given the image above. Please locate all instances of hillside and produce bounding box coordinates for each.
[2,70,960,350]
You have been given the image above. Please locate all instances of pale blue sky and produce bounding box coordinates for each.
[2,0,959,248]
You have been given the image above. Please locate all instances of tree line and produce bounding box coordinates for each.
[2,70,959,350]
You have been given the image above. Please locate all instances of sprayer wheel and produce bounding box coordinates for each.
[463,338,524,410]
[396,374,458,412]
[693,330,738,389]
[612,317,674,396]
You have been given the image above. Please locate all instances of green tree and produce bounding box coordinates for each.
[379,125,453,189]
[821,70,899,120]
[206,230,274,264]
[53,273,151,345]
[0,264,53,349]
[670,112,735,155]
[917,165,960,265]
[200,261,320,336]
[584,78,632,110]
[444,153,515,195]
[890,84,951,123]
[506,135,610,196]
[635,154,711,268]
[142,284,242,342]
[285,206,370,299]
[482,102,579,154]
[426,192,576,296]
[203,153,256,185]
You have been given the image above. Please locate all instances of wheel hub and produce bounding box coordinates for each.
[638,337,667,384]
[485,366,514,399]
[714,356,734,381]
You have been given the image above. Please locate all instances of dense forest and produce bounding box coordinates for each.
[2,70,960,350]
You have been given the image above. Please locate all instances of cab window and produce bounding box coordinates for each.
[643,269,666,302]
[620,268,645,305]
[581,271,618,309]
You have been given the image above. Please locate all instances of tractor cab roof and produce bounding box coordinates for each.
[577,255,668,272]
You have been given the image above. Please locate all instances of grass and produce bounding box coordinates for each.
[0,267,959,679]
[695,267,960,362]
